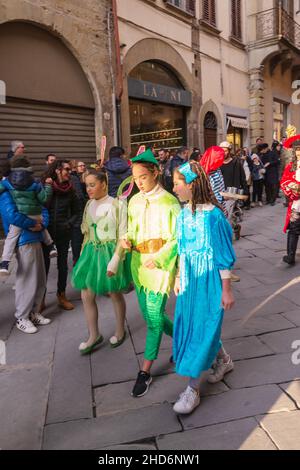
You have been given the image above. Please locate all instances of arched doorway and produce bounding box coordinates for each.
[204,112,217,149]
[127,60,192,155]
[0,22,96,172]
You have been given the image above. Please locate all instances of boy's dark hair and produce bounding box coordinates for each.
[178,146,189,156]
[109,146,125,159]
[45,153,57,161]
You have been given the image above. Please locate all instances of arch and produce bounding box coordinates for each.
[0,0,113,151]
[199,100,223,151]
[121,38,194,152]
[123,38,193,91]
[0,22,94,108]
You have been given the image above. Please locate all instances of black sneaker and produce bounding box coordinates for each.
[131,371,152,397]
[0,261,9,274]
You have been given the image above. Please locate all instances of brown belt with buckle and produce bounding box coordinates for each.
[133,239,166,254]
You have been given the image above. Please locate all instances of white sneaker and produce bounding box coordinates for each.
[258,201,263,207]
[16,318,38,334]
[250,202,256,208]
[173,386,200,414]
[207,357,234,383]
[30,313,51,326]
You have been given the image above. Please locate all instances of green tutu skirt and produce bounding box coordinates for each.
[72,241,132,295]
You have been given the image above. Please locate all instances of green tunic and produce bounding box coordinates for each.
[127,186,180,296]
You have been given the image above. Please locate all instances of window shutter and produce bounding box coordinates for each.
[186,0,196,15]
[231,0,242,40]
[203,0,216,26]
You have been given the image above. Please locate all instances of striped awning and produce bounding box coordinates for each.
[228,116,249,129]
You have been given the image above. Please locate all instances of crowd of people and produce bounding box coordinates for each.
[0,133,299,415]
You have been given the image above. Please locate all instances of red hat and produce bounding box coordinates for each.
[200,146,225,174]
[283,134,300,149]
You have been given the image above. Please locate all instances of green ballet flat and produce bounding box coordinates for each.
[109,331,127,348]
[79,335,104,355]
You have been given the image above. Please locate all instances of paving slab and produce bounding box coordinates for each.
[226,295,297,321]
[157,417,276,450]
[281,310,300,327]
[91,334,140,387]
[43,403,181,450]
[95,373,228,417]
[6,320,59,366]
[256,411,300,450]
[279,381,300,408]
[280,285,300,307]
[46,307,93,424]
[0,286,17,340]
[259,328,300,354]
[179,384,295,430]
[223,336,273,361]
[0,366,49,450]
[222,314,295,339]
[224,353,300,388]
[234,282,287,300]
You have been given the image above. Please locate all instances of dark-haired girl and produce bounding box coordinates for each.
[72,168,131,355]
[172,161,236,414]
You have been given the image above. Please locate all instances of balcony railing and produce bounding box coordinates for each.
[256,7,300,50]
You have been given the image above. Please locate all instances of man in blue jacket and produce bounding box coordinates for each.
[104,147,132,198]
[0,172,51,334]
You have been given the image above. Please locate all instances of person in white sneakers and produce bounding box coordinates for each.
[172,162,235,415]
[0,162,51,334]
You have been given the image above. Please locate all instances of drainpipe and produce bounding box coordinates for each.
[111,0,123,146]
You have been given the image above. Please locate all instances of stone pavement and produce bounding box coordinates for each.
[0,200,300,450]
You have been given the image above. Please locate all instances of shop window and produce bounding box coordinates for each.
[273,100,288,141]
[129,99,185,155]
[227,123,243,154]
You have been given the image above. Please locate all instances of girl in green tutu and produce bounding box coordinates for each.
[72,168,131,355]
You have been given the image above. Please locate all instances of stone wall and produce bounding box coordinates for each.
[0,0,116,155]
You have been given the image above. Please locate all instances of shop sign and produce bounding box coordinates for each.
[128,78,192,107]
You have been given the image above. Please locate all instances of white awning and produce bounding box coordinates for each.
[228,116,249,129]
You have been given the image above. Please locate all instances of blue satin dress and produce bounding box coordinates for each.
[173,205,236,379]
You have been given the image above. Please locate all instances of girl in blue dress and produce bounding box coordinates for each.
[172,161,236,414]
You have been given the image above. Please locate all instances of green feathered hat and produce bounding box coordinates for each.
[131,149,159,167]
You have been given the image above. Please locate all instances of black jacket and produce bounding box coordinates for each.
[220,157,247,192]
[260,151,280,185]
[70,172,88,227]
[104,157,132,198]
[47,184,79,240]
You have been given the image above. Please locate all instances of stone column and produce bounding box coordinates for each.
[249,67,265,146]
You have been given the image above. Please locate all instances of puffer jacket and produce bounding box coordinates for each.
[104,157,132,198]
[0,177,52,216]
[46,182,79,240]
[0,191,49,246]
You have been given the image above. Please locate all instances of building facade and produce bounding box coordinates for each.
[117,0,300,154]
[0,0,115,171]
[1,0,300,167]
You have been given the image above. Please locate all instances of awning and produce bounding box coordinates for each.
[227,116,249,129]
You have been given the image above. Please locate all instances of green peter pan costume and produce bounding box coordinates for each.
[128,151,181,360]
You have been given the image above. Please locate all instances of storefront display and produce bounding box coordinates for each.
[128,61,191,155]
